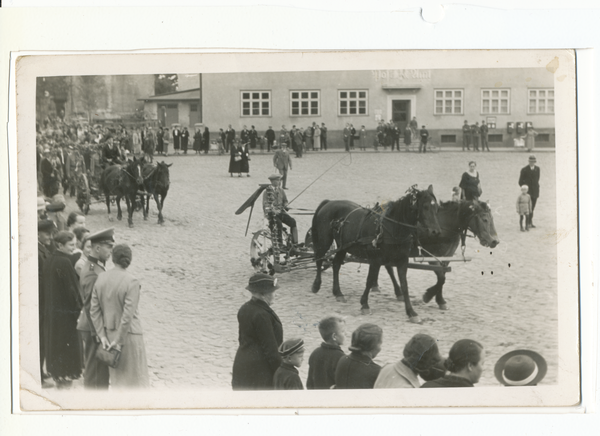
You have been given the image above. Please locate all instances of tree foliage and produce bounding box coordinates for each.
[154,74,178,95]
[76,75,107,122]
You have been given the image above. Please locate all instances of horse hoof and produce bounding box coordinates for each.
[336,296,347,303]
[361,307,372,315]
[396,294,405,302]
[311,285,320,294]
[143,216,148,221]
[108,216,114,222]
[117,216,122,221]
[409,316,422,324]
[439,304,448,311]
[422,293,433,304]
[371,286,381,293]
[128,223,133,228]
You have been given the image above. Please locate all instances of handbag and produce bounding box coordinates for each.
[234,153,242,162]
[96,346,121,368]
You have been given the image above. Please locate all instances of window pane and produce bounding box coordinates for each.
[243,108,250,116]
[455,90,462,97]
[445,91,452,98]
[262,101,269,109]
[350,107,357,114]
[340,101,347,108]
[340,91,347,99]
[436,100,443,109]
[311,101,318,108]
[530,90,537,97]
[501,99,508,112]
[539,90,545,98]
[529,102,536,113]
[359,91,366,98]
[358,107,366,114]
[311,108,318,115]
[340,107,347,114]
[548,90,554,97]
[262,108,269,116]
[291,92,299,99]
[252,102,259,108]
[252,108,259,115]
[436,91,443,98]
[243,102,250,109]
[435,106,443,114]
[454,102,461,113]
[311,92,318,99]
[301,92,308,99]
[349,91,357,98]
[349,101,357,108]
[242,92,250,99]
[492,90,499,98]
[301,108,308,115]
[301,101,308,108]
[252,92,259,99]
[358,101,366,107]
[483,90,490,98]
[292,101,299,108]
[292,108,299,115]
[538,101,546,112]
[548,99,554,112]
[501,90,508,97]
[262,92,269,99]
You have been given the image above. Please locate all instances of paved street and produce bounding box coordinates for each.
[72,149,557,390]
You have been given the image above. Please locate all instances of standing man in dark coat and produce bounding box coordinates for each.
[419,125,429,153]
[462,120,471,151]
[77,228,114,389]
[320,123,328,150]
[232,274,283,390]
[181,127,190,154]
[518,155,541,228]
[172,125,181,154]
[156,127,164,155]
[38,219,55,387]
[471,122,481,152]
[249,125,258,150]
[480,120,490,151]
[226,124,236,153]
[265,126,275,152]
[240,125,249,147]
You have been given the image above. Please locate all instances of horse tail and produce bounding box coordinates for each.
[311,200,330,253]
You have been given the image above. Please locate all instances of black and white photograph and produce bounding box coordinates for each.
[14,49,578,410]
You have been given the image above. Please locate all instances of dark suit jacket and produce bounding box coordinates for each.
[518,165,540,199]
[334,351,381,389]
[232,298,283,390]
[307,342,345,389]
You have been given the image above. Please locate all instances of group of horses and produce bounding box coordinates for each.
[99,158,171,227]
[310,186,499,323]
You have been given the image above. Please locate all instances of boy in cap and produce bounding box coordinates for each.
[306,315,346,389]
[273,338,305,390]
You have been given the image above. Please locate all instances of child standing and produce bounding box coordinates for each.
[517,185,533,231]
[306,316,346,389]
[273,338,305,390]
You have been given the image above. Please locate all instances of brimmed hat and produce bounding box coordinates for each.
[245,273,280,294]
[87,228,115,245]
[402,333,442,372]
[268,173,282,180]
[494,350,547,386]
[38,219,56,233]
[529,155,537,161]
[278,338,304,357]
[46,194,66,212]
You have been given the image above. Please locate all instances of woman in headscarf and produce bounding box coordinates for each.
[374,333,444,388]
[232,273,283,390]
[90,244,149,389]
[43,231,83,388]
[334,323,383,389]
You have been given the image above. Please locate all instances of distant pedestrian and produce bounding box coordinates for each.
[403,125,412,151]
[522,126,539,152]
[349,124,356,150]
[91,243,149,389]
[307,315,346,390]
[459,161,482,201]
[313,124,321,151]
[421,339,484,388]
[265,126,275,152]
[132,128,142,155]
[239,142,250,177]
[409,117,418,140]
[320,123,328,150]
[232,274,283,390]
[181,126,190,154]
[343,124,350,151]
[516,185,532,232]
[273,338,305,390]
[471,122,481,151]
[392,124,400,151]
[156,127,164,155]
[193,127,202,154]
[419,125,429,153]
[359,126,367,151]
[202,127,210,154]
[172,125,181,154]
[228,140,242,177]
[462,120,471,151]
[294,128,304,158]
[374,334,444,389]
[273,143,292,190]
[249,125,258,151]
[162,127,170,156]
[334,323,383,389]
[518,155,540,227]
[226,125,235,153]
[480,120,490,151]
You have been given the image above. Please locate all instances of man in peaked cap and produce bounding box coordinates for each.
[518,155,541,228]
[262,173,298,250]
[76,228,114,389]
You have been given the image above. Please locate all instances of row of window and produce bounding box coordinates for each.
[239,88,555,118]
[440,133,551,143]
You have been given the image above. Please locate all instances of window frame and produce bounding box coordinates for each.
[338,89,369,116]
[289,90,321,117]
[240,90,272,118]
[527,88,555,114]
[433,89,464,115]
[480,88,511,115]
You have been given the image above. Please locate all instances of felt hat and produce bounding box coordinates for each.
[529,155,537,161]
[494,350,547,386]
[402,333,442,372]
[245,273,279,294]
[38,219,56,233]
[87,228,115,245]
[46,194,66,212]
[268,173,282,180]
[278,338,304,357]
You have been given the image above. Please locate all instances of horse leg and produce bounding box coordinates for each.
[141,193,148,220]
[312,258,323,294]
[105,191,114,221]
[332,251,347,303]
[360,264,380,314]
[422,267,448,310]
[155,192,163,224]
[398,262,421,323]
[126,194,134,227]
[116,195,123,221]
[385,265,403,300]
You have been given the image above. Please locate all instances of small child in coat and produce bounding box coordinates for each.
[273,338,305,390]
[306,316,346,389]
[516,185,533,232]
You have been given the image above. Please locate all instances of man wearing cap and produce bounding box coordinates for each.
[76,228,114,389]
[273,142,292,190]
[65,146,87,198]
[38,219,56,387]
[518,156,541,228]
[232,273,283,390]
[102,136,123,166]
[263,173,299,249]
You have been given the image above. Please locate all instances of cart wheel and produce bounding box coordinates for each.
[250,229,289,275]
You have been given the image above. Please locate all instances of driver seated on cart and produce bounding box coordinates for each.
[101,135,124,167]
[262,173,299,251]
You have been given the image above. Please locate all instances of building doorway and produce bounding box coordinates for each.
[391,100,411,131]
[158,104,178,127]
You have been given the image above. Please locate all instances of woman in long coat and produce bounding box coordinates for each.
[202,127,210,154]
[43,231,83,388]
[193,128,202,154]
[232,274,283,390]
[228,140,242,176]
[523,128,539,152]
[239,142,250,177]
[90,244,149,389]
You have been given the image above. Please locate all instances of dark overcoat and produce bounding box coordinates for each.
[228,144,241,173]
[273,363,303,390]
[232,298,283,390]
[518,165,540,199]
[334,351,381,389]
[43,250,83,380]
[306,342,345,389]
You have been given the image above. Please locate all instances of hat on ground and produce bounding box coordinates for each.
[46,194,66,212]
[402,333,442,373]
[529,155,537,161]
[37,196,47,211]
[87,228,115,245]
[245,273,280,294]
[278,338,305,357]
[494,350,547,386]
[268,173,282,180]
[38,219,56,233]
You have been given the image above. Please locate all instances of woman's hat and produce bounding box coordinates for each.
[403,333,442,372]
[245,273,280,294]
[278,338,304,357]
[494,350,547,386]
[529,155,537,161]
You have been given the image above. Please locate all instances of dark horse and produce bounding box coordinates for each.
[140,161,171,224]
[373,200,500,312]
[100,158,145,227]
[311,186,441,323]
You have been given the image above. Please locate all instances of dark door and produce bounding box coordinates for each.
[392,100,411,130]
[158,104,179,127]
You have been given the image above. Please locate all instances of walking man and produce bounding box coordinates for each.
[273,142,293,190]
[518,155,541,228]
[419,125,429,153]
